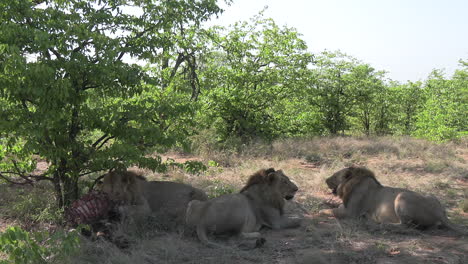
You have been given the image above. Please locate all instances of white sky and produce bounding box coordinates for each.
[209,0,468,82]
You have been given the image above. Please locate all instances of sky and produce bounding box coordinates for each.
[208,0,468,82]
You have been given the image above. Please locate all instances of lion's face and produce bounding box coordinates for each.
[325,168,351,195]
[270,170,298,200]
[101,171,143,203]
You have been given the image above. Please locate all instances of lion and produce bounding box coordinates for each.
[321,166,466,233]
[100,170,208,228]
[185,168,301,248]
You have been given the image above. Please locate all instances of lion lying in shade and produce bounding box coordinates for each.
[185,168,302,248]
[100,170,208,229]
[321,166,466,234]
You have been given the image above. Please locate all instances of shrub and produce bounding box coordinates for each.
[207,180,235,198]
[0,226,80,264]
[166,159,207,175]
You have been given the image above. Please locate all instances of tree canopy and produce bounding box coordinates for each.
[0,0,224,206]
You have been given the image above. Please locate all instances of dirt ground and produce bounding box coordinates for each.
[73,192,467,264]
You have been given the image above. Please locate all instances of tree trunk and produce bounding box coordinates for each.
[53,160,80,208]
[62,174,79,207]
[53,171,64,208]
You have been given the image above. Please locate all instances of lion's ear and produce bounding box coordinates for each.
[344,169,353,179]
[267,172,277,184]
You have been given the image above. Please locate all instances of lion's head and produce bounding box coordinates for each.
[326,167,381,206]
[100,170,147,204]
[272,170,299,200]
[241,168,298,206]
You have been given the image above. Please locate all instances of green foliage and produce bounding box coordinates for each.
[306,52,466,139]
[309,52,396,136]
[309,51,360,135]
[198,13,313,142]
[165,158,207,175]
[0,139,37,181]
[190,127,245,156]
[181,160,207,175]
[207,179,235,198]
[347,63,392,135]
[207,160,220,167]
[390,81,425,135]
[414,67,467,141]
[0,226,80,264]
[0,0,224,206]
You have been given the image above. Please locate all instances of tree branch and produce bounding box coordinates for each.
[0,173,33,185]
[48,48,63,60]
[0,171,52,185]
[92,133,109,148]
[83,85,101,90]
[89,173,107,191]
[27,174,53,181]
[116,24,159,61]
[190,58,200,101]
[168,53,186,83]
[97,136,115,150]
[72,40,93,53]
[79,170,105,177]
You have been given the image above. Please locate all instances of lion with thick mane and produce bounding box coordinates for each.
[185,168,301,247]
[100,170,208,227]
[322,166,465,233]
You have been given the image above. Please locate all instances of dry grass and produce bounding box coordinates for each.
[2,136,467,263]
[184,137,467,215]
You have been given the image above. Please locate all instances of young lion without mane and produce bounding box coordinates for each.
[185,168,301,248]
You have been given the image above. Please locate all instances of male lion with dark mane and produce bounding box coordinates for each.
[321,166,466,233]
[185,168,301,248]
[100,170,208,228]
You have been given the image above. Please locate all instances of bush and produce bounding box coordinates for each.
[207,179,235,198]
[166,159,207,175]
[0,226,80,264]
[304,153,323,164]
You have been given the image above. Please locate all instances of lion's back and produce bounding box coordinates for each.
[186,193,257,233]
[328,167,457,230]
[394,190,447,227]
[371,186,406,223]
[142,181,208,225]
[364,184,447,226]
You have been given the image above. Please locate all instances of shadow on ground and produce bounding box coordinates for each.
[70,196,468,264]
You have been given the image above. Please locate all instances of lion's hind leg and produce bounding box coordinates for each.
[395,192,423,228]
[196,225,226,248]
[395,192,443,229]
[319,204,347,219]
[279,215,302,229]
[240,232,261,239]
[238,232,265,250]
